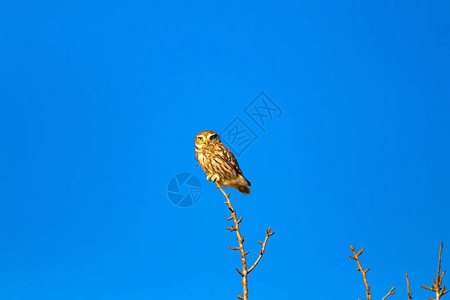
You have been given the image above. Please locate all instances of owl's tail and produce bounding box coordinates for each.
[238,186,251,194]
[232,175,251,194]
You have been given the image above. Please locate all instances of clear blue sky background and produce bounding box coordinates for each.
[1,1,449,299]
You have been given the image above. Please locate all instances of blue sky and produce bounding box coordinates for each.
[1,0,449,299]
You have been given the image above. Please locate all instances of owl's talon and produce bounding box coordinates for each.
[210,174,220,183]
[206,174,220,183]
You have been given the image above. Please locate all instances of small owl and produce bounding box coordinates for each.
[195,130,251,194]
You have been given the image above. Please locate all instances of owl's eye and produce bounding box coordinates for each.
[210,135,217,140]
[197,137,203,142]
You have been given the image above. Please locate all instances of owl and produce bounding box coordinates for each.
[195,130,251,194]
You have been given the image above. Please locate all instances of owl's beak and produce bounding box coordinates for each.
[205,140,208,146]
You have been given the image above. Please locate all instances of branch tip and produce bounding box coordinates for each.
[357,248,365,257]
[349,245,371,300]
[381,287,396,300]
[406,273,412,300]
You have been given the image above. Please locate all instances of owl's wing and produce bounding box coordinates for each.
[216,144,243,175]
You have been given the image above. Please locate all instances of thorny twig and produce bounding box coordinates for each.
[349,246,396,300]
[216,183,274,300]
[421,242,448,300]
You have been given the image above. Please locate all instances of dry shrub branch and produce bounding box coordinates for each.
[406,273,412,300]
[350,243,447,300]
[216,183,274,300]
[421,242,448,300]
[349,246,396,300]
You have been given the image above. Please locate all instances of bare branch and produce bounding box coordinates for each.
[216,183,274,300]
[381,287,396,300]
[247,227,275,274]
[406,273,412,300]
[217,184,249,299]
[421,242,447,300]
[226,225,236,232]
[357,248,365,257]
[350,245,371,300]
[438,242,443,284]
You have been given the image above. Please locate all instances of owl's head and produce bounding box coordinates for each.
[195,130,221,148]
